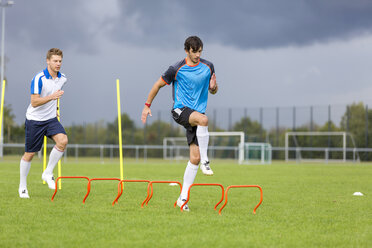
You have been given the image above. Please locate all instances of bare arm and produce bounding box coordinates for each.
[31,90,64,108]
[141,77,167,123]
[209,73,218,94]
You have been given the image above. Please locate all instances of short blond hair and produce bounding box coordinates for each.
[46,48,63,60]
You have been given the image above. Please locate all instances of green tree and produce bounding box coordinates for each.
[233,117,265,142]
[340,102,368,148]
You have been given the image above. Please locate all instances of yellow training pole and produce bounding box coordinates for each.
[43,136,47,184]
[0,80,6,157]
[57,99,62,189]
[116,79,124,181]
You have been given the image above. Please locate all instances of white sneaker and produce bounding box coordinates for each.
[42,173,56,190]
[19,188,30,198]
[177,198,190,212]
[200,161,214,175]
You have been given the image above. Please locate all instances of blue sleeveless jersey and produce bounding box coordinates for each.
[161,58,214,113]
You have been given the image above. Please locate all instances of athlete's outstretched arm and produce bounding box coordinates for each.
[30,90,64,108]
[141,77,167,124]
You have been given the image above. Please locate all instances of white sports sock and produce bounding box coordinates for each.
[180,161,199,200]
[197,125,209,163]
[44,146,64,175]
[19,159,31,189]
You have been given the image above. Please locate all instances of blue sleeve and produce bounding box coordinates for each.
[30,76,42,94]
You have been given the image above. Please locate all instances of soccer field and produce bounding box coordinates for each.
[0,157,371,247]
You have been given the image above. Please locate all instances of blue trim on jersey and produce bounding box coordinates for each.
[43,67,61,79]
[30,74,43,95]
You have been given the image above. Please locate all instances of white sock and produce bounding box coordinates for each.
[197,125,209,163]
[44,146,64,175]
[20,159,31,189]
[180,161,199,200]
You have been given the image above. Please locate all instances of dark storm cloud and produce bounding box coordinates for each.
[7,0,106,52]
[112,0,372,49]
[7,0,372,51]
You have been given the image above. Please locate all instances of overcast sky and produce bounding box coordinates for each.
[3,0,372,127]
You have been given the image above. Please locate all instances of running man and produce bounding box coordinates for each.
[141,36,218,211]
[19,48,68,198]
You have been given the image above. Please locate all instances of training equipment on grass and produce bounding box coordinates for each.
[218,185,263,215]
[43,136,47,185]
[144,180,182,207]
[113,179,151,206]
[116,79,124,181]
[83,178,122,203]
[0,80,5,157]
[57,99,62,189]
[180,183,225,212]
[50,176,263,215]
[51,176,90,201]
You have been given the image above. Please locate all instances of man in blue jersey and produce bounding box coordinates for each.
[19,48,68,198]
[141,36,218,211]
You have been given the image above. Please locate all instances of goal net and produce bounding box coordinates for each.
[285,131,360,162]
[243,142,272,164]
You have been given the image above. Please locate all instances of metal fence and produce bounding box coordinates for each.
[139,103,370,146]
[145,104,349,130]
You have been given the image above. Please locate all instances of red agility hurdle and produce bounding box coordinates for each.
[51,176,90,201]
[112,179,151,206]
[218,185,263,215]
[83,178,121,203]
[180,183,225,212]
[144,181,182,207]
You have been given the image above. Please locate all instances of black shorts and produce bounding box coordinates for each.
[171,107,199,146]
[25,117,66,152]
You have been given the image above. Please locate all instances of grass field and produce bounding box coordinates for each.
[0,157,371,247]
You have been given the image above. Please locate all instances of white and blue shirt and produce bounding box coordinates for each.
[26,68,67,121]
[161,58,214,113]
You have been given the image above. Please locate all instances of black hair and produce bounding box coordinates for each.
[184,36,203,52]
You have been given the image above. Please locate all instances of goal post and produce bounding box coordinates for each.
[285,131,359,162]
[163,131,245,164]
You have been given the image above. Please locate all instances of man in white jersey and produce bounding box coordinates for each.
[141,36,218,211]
[19,48,68,198]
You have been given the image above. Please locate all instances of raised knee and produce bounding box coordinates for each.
[200,116,208,126]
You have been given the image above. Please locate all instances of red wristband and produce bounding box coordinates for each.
[145,103,151,108]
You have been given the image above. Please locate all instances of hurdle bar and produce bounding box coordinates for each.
[112,179,151,206]
[218,185,263,215]
[144,181,182,207]
[83,178,121,203]
[51,176,90,201]
[180,183,225,212]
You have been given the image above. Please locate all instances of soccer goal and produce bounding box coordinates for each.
[285,131,360,163]
[163,131,245,164]
[243,142,272,164]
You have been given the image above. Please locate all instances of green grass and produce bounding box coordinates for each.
[0,157,371,247]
